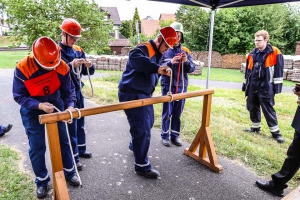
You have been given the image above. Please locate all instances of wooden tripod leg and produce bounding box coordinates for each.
[46,123,70,200]
[184,94,223,173]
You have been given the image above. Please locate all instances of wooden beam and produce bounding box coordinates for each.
[45,123,69,199]
[54,171,70,200]
[184,94,223,173]
[39,90,214,124]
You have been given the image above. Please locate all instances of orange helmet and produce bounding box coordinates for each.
[60,18,82,37]
[32,36,61,70]
[159,27,178,49]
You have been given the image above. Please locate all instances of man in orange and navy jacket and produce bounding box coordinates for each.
[242,30,284,143]
[58,18,95,171]
[118,26,177,179]
[12,37,79,198]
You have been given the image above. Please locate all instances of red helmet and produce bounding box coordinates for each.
[60,18,82,37]
[32,36,61,70]
[159,26,178,49]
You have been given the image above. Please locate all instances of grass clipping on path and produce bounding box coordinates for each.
[83,73,300,189]
[0,144,35,199]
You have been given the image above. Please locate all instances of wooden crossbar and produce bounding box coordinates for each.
[41,89,223,199]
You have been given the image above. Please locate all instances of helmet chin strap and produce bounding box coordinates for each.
[66,33,69,46]
[157,35,165,51]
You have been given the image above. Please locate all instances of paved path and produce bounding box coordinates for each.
[0,69,284,200]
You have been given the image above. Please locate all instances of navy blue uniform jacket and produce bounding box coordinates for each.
[118,40,162,95]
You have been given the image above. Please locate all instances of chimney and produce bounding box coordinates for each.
[115,29,119,39]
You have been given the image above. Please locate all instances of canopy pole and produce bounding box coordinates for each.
[206,9,215,89]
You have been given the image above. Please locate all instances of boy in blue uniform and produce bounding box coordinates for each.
[118,26,178,179]
[13,37,80,198]
[160,22,196,147]
[58,18,95,170]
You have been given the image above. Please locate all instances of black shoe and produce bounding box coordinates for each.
[66,175,80,186]
[162,139,171,147]
[273,136,285,143]
[0,123,12,137]
[76,162,83,171]
[244,127,260,133]
[256,180,284,197]
[79,151,92,158]
[136,169,160,179]
[36,185,48,198]
[171,138,182,146]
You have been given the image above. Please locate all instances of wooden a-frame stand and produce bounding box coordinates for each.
[184,94,223,173]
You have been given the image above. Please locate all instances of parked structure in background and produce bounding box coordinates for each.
[108,30,130,55]
[100,7,122,30]
[100,6,130,55]
[141,13,176,37]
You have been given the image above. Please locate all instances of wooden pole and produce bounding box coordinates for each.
[184,94,223,173]
[45,123,70,200]
[39,90,214,124]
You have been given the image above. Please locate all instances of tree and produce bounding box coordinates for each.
[131,7,141,36]
[176,5,210,52]
[4,0,113,54]
[129,33,149,47]
[119,20,132,38]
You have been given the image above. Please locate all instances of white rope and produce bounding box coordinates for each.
[72,60,94,99]
[166,68,174,102]
[65,109,73,124]
[75,108,81,119]
[52,106,82,187]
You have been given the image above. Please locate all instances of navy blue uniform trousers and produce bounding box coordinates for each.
[118,92,153,172]
[20,100,75,187]
[67,89,86,162]
[161,85,186,140]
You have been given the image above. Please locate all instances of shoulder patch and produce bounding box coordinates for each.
[73,45,83,52]
[55,60,70,76]
[181,46,191,55]
[135,42,155,58]
[271,46,282,55]
[17,55,39,79]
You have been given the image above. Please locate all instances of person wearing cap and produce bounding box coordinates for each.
[58,18,95,170]
[118,26,177,179]
[0,123,13,137]
[160,22,195,147]
[12,36,80,198]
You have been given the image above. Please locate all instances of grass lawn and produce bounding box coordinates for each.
[0,144,35,199]
[0,51,30,68]
[0,36,19,47]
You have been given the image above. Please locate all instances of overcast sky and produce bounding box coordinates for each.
[95,0,181,20]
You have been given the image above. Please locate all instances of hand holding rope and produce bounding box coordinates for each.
[71,59,94,99]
